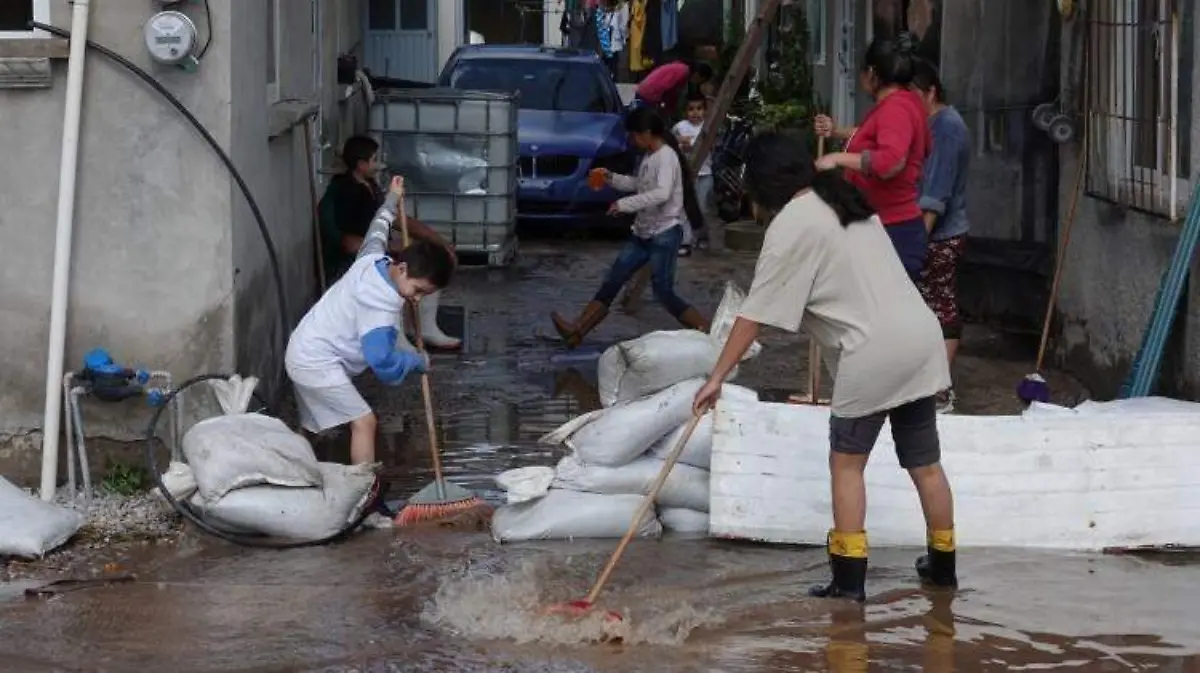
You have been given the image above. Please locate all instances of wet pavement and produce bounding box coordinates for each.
[3,239,1198,672]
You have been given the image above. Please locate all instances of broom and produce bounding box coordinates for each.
[392,179,489,526]
[788,136,827,406]
[1018,49,1090,406]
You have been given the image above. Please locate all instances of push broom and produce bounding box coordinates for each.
[392,180,489,526]
[788,136,827,406]
[544,407,709,624]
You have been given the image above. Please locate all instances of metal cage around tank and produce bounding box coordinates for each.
[369,88,519,266]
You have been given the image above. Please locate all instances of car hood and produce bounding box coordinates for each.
[518,110,626,157]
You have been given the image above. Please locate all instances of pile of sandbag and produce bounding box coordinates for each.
[158,377,378,542]
[491,283,763,542]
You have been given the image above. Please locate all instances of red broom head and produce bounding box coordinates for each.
[394,496,491,527]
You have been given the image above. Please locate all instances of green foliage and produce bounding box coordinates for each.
[102,461,149,496]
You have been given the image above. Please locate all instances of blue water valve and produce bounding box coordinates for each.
[82,347,122,376]
[136,369,151,385]
[147,388,167,408]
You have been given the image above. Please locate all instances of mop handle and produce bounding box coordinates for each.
[805,136,826,404]
[584,408,708,605]
[397,183,446,493]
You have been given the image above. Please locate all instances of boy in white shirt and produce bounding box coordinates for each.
[672,91,714,256]
[285,177,455,466]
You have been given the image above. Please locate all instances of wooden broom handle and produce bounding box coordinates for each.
[397,187,446,487]
[584,409,708,605]
[805,136,826,404]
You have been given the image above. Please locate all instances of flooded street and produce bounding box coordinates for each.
[3,240,1198,672]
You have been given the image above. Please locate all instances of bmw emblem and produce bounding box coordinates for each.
[531,145,539,152]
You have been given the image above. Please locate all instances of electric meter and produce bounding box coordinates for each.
[144,11,199,68]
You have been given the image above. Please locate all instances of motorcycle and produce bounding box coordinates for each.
[712,113,756,223]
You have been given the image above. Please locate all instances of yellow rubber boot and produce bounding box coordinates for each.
[808,529,868,602]
[916,528,958,589]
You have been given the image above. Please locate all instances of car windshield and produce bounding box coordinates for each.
[447,59,615,114]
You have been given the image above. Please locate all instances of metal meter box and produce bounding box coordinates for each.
[369,88,519,266]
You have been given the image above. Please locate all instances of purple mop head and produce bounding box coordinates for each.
[1016,373,1051,404]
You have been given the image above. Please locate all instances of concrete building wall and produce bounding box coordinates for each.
[1054,9,1200,399]
[0,0,364,484]
[0,1,237,481]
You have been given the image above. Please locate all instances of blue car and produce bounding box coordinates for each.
[438,45,636,227]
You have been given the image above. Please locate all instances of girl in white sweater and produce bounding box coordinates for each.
[550,107,708,348]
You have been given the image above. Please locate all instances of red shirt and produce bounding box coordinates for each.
[635,61,690,112]
[844,89,930,225]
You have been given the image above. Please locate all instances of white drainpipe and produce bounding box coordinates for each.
[40,0,93,501]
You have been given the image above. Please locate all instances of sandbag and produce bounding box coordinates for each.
[646,386,760,468]
[190,462,377,541]
[595,282,763,408]
[491,489,662,542]
[709,281,764,359]
[597,330,735,407]
[542,379,759,467]
[0,477,85,559]
[552,455,710,512]
[658,507,709,534]
[182,412,323,501]
[494,466,554,504]
[156,461,198,502]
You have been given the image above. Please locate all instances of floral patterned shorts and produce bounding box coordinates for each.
[917,236,966,339]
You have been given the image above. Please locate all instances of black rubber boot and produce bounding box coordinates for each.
[808,554,868,602]
[916,548,958,589]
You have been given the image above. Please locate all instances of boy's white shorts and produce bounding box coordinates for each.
[294,382,372,433]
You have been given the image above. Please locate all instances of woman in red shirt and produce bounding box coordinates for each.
[813,33,931,282]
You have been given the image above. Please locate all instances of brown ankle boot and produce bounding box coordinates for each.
[676,306,711,333]
[550,301,608,349]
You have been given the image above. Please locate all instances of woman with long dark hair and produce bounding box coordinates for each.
[692,131,958,601]
[549,107,709,347]
[813,32,932,282]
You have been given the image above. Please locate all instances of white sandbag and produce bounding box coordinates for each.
[190,462,377,541]
[182,413,322,501]
[552,455,710,512]
[495,466,554,504]
[595,283,763,408]
[709,281,764,359]
[156,461,198,501]
[541,379,759,467]
[597,330,735,407]
[491,489,662,542]
[658,507,709,534]
[647,413,715,469]
[0,477,85,559]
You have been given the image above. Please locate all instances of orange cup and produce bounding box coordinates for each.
[587,168,606,191]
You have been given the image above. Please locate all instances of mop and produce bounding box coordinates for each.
[392,180,490,526]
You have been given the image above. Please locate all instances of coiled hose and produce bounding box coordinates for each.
[32,22,375,548]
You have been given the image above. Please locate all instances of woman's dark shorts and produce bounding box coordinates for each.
[829,396,941,469]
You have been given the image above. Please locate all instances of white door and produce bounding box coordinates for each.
[365,0,438,82]
[831,0,858,127]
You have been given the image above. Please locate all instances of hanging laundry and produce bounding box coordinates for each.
[661,0,679,53]
[629,0,655,73]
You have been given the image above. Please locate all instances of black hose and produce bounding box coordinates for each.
[32,22,372,548]
[145,374,375,548]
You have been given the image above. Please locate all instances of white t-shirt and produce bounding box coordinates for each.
[610,144,685,238]
[672,119,712,176]
[737,191,950,418]
[285,194,404,388]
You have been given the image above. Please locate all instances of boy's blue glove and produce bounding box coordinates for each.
[384,350,428,386]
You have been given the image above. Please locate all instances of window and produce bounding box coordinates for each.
[446,60,618,114]
[368,0,396,30]
[806,0,827,65]
[399,0,429,31]
[266,0,280,102]
[1085,0,1191,219]
[0,0,48,39]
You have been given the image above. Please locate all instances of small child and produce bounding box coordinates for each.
[672,91,713,256]
[285,176,455,466]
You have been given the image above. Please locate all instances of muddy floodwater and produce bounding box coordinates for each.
[3,241,1198,672]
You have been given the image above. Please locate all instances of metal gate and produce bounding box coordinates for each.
[364,0,438,82]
